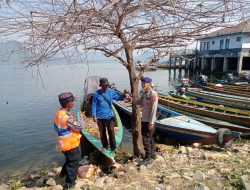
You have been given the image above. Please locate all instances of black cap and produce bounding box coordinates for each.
[58,92,75,103]
[99,77,109,86]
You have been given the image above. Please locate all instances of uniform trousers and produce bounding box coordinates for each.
[60,146,80,189]
[141,122,156,159]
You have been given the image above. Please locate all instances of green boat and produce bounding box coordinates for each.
[168,91,190,100]
[79,76,123,165]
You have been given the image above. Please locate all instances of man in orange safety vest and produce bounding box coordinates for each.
[54,92,84,190]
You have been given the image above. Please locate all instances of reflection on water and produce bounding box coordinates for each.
[0,61,197,179]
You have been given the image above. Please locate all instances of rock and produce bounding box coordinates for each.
[75,179,88,190]
[53,167,62,175]
[203,152,229,160]
[47,172,56,177]
[226,150,232,156]
[219,168,232,175]
[138,179,154,190]
[0,183,9,190]
[53,185,63,190]
[29,174,38,180]
[241,144,249,151]
[244,169,250,175]
[193,171,206,181]
[165,185,172,190]
[154,155,166,164]
[240,175,250,190]
[186,147,194,154]
[179,146,187,154]
[169,173,182,186]
[183,175,193,181]
[155,183,167,190]
[139,165,147,172]
[113,163,123,170]
[36,177,46,187]
[195,182,209,190]
[207,169,216,176]
[116,171,126,178]
[128,165,136,171]
[94,176,115,188]
[46,177,56,186]
[193,143,202,149]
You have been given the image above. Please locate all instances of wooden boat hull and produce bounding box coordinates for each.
[113,100,234,146]
[187,89,250,110]
[158,95,250,128]
[78,105,123,165]
[159,104,250,133]
[208,83,250,92]
[201,85,250,98]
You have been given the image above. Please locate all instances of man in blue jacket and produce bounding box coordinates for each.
[92,77,128,152]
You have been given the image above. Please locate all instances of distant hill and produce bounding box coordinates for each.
[0,40,28,64]
[0,40,169,65]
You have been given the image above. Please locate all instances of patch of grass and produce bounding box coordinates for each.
[233,138,250,145]
[227,170,243,189]
[9,179,22,190]
[37,169,48,178]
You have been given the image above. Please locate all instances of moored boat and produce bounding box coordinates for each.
[158,94,250,128]
[113,92,238,148]
[207,83,250,92]
[159,103,250,133]
[199,85,250,98]
[204,83,250,95]
[79,76,123,165]
[168,91,190,100]
[187,89,250,110]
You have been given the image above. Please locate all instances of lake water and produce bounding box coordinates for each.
[0,61,192,180]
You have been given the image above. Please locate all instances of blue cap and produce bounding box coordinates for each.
[58,92,75,103]
[141,76,152,83]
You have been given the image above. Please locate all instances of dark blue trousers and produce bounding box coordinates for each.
[60,146,80,189]
[141,122,156,159]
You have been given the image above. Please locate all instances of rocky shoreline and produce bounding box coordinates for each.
[1,140,250,190]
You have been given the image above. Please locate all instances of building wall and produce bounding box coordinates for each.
[242,33,250,48]
[199,33,250,51]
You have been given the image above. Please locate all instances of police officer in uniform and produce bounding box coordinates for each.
[134,76,158,163]
[53,92,84,190]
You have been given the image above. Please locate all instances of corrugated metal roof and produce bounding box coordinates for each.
[200,20,250,39]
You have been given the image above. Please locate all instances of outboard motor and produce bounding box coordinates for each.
[198,75,208,85]
[181,78,190,88]
[225,73,235,82]
[240,72,250,81]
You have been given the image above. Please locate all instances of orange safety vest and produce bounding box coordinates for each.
[53,109,82,152]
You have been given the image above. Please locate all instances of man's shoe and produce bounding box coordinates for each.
[151,154,157,160]
[101,147,108,152]
[110,148,117,153]
[63,184,74,190]
[140,157,152,165]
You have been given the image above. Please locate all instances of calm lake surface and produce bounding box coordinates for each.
[0,61,215,179]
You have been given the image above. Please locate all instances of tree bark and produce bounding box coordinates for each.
[126,47,144,157]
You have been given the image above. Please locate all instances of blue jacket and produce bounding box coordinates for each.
[92,88,125,119]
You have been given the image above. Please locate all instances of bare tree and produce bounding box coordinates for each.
[0,0,249,156]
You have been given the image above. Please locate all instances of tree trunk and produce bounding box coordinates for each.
[126,48,144,157]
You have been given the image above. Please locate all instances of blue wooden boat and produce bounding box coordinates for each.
[113,96,238,148]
